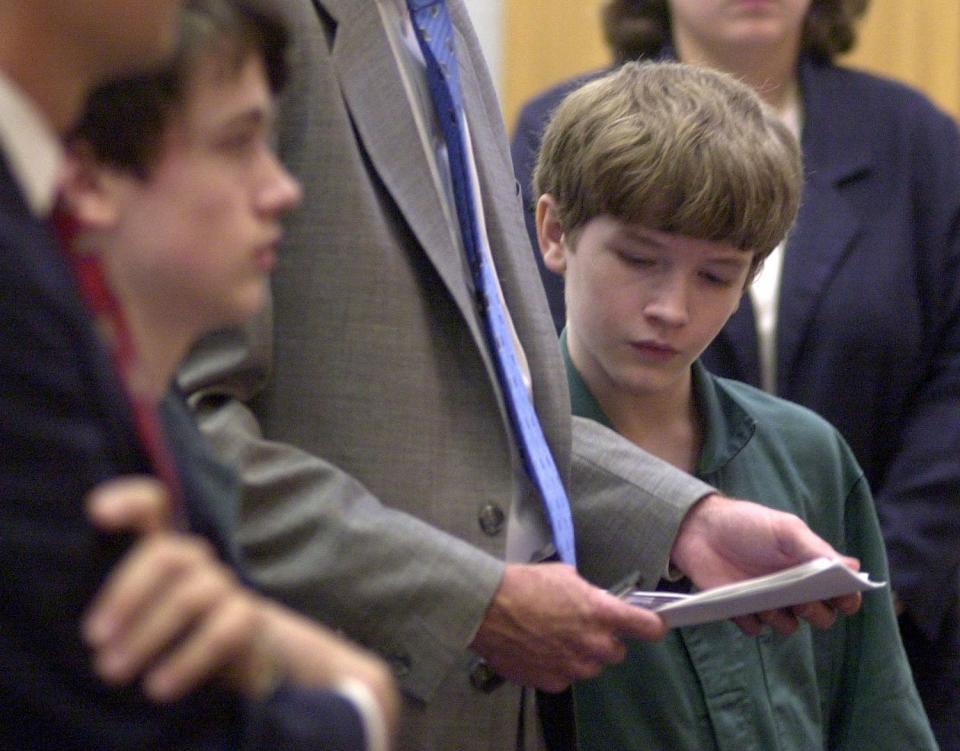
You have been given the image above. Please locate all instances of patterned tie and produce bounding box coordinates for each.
[406,0,576,566]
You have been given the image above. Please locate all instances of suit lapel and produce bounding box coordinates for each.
[321,0,490,362]
[448,2,573,455]
[776,59,871,392]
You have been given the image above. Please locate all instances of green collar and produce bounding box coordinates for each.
[560,330,755,478]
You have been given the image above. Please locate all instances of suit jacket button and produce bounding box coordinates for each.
[478,503,505,536]
[469,658,505,693]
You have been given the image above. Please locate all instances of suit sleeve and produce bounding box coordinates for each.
[568,417,713,590]
[873,106,960,644]
[179,317,505,704]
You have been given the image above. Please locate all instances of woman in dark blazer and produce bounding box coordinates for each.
[511,2,960,747]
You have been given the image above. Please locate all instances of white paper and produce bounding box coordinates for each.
[623,557,885,628]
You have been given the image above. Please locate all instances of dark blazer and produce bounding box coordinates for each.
[512,57,960,745]
[511,69,606,333]
[0,154,365,750]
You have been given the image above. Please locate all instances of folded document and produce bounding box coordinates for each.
[624,557,885,628]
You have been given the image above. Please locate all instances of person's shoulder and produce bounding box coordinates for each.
[805,58,955,131]
[514,68,613,132]
[713,374,849,457]
[710,374,869,506]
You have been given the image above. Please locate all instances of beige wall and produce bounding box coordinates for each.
[502,0,960,133]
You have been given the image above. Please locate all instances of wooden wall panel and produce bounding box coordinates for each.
[844,0,960,119]
[502,0,608,131]
[502,0,960,132]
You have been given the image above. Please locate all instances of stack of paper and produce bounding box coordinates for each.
[623,557,885,628]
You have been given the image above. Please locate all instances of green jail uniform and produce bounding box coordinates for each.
[563,340,936,751]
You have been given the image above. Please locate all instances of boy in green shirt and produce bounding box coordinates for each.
[533,61,935,750]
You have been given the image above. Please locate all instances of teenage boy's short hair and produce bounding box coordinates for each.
[72,0,288,178]
[533,61,803,273]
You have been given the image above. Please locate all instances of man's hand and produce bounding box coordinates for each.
[671,494,862,635]
[469,562,665,693]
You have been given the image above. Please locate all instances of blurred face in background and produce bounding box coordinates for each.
[668,0,811,60]
[103,53,302,335]
[67,51,302,350]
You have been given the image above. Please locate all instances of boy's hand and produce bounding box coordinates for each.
[81,476,399,736]
[82,477,269,702]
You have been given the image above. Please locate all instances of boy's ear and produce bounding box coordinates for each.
[59,141,127,229]
[536,194,568,276]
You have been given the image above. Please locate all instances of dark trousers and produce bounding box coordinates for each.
[538,688,576,751]
[900,609,960,751]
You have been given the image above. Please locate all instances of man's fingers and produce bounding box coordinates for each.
[86,476,173,535]
[83,537,173,647]
[758,608,801,635]
[840,555,861,572]
[826,558,862,616]
[569,626,629,667]
[732,613,764,636]
[600,595,667,643]
[533,671,579,694]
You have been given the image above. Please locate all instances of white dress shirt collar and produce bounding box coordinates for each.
[0,70,63,217]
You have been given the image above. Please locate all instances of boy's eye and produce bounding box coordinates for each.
[618,252,656,268]
[700,270,735,287]
[217,129,260,154]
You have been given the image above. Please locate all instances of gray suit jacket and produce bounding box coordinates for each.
[180,1,711,748]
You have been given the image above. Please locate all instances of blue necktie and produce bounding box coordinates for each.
[406,0,576,566]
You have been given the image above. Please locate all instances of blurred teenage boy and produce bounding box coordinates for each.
[2,1,396,748]
[534,61,935,750]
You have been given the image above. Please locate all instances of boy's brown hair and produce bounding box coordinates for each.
[533,61,803,277]
[72,0,288,178]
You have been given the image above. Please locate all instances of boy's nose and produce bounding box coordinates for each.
[643,278,690,327]
[260,155,303,215]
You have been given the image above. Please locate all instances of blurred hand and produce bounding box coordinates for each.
[83,477,268,702]
[470,562,665,692]
[671,493,862,635]
[81,476,398,738]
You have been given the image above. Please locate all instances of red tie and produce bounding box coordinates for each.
[53,207,185,520]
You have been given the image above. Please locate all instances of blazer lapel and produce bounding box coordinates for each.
[322,0,491,364]
[776,59,871,392]
[776,173,860,389]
